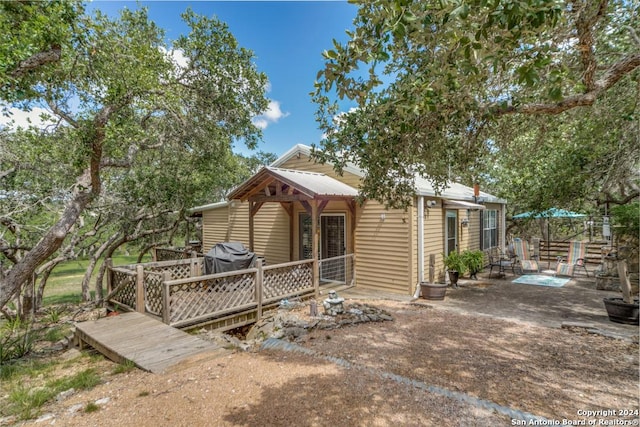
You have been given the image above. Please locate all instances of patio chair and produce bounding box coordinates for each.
[512,238,540,273]
[488,246,517,278]
[555,240,589,277]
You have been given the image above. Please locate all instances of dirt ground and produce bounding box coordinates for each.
[14,286,640,427]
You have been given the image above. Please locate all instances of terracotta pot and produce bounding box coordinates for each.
[603,297,639,325]
[420,282,447,300]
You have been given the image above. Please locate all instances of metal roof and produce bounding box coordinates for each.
[274,144,506,204]
[226,166,359,201]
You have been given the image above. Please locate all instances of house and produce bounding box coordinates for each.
[190,144,507,296]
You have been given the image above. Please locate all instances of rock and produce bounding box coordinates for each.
[283,327,307,339]
[67,403,84,414]
[95,397,111,406]
[56,388,75,402]
[35,413,55,423]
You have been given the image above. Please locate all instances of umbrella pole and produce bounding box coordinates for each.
[547,221,550,269]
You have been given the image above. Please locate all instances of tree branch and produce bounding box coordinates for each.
[573,0,608,91]
[495,53,640,115]
[9,45,62,78]
[0,167,16,180]
[47,100,78,128]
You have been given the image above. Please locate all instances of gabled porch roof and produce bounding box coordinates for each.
[227,166,359,202]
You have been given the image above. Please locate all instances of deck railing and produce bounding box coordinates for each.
[106,258,316,330]
[318,253,356,287]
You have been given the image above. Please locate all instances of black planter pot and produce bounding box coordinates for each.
[420,282,447,300]
[448,271,460,288]
[603,297,639,325]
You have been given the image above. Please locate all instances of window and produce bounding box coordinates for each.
[482,210,498,250]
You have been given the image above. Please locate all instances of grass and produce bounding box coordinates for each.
[5,368,102,420]
[111,359,136,375]
[0,251,153,421]
[84,402,100,413]
[42,253,151,306]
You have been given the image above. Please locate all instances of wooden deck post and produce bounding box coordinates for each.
[256,259,263,321]
[162,271,171,325]
[249,201,255,252]
[190,258,198,277]
[105,258,113,296]
[312,200,319,296]
[136,265,145,313]
[429,254,435,283]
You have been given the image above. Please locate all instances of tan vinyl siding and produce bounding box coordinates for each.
[222,202,290,264]
[467,211,482,250]
[424,203,445,282]
[252,203,290,265]
[408,204,416,294]
[280,154,361,188]
[201,206,229,252]
[354,200,411,293]
[228,202,249,244]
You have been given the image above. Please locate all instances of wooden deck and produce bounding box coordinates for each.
[74,312,228,373]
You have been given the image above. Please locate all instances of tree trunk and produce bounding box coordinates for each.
[20,274,35,319]
[82,232,120,303]
[0,188,93,309]
[36,267,55,311]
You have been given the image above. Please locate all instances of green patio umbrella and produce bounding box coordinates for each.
[512,208,587,268]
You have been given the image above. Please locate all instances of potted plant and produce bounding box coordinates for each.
[461,249,485,280]
[443,251,466,288]
[603,202,639,325]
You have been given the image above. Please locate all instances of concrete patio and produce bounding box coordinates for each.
[340,269,639,342]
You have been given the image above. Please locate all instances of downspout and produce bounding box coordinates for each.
[414,196,425,298]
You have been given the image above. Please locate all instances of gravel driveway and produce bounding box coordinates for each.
[18,273,639,427]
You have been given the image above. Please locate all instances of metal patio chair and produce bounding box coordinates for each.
[555,240,589,277]
[512,238,540,273]
[488,246,517,278]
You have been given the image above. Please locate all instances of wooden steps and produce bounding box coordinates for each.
[74,312,228,374]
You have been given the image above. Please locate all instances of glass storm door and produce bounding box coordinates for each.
[445,210,458,256]
[320,214,346,282]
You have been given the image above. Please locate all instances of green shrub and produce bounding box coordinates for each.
[461,250,485,276]
[0,318,35,364]
[443,251,466,273]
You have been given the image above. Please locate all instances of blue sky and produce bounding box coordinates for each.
[93,0,360,158]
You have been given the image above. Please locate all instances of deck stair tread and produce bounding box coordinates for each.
[74,312,228,373]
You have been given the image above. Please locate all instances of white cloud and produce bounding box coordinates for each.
[159,46,190,80]
[253,118,269,130]
[0,106,58,130]
[252,100,289,130]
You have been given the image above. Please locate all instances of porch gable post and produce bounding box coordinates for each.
[311,199,319,296]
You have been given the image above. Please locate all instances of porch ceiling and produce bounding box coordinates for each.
[227,166,359,203]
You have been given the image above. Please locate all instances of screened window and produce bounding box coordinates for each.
[482,210,498,250]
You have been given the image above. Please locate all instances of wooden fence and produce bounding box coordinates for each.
[536,240,611,266]
[152,247,203,262]
[106,258,316,331]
